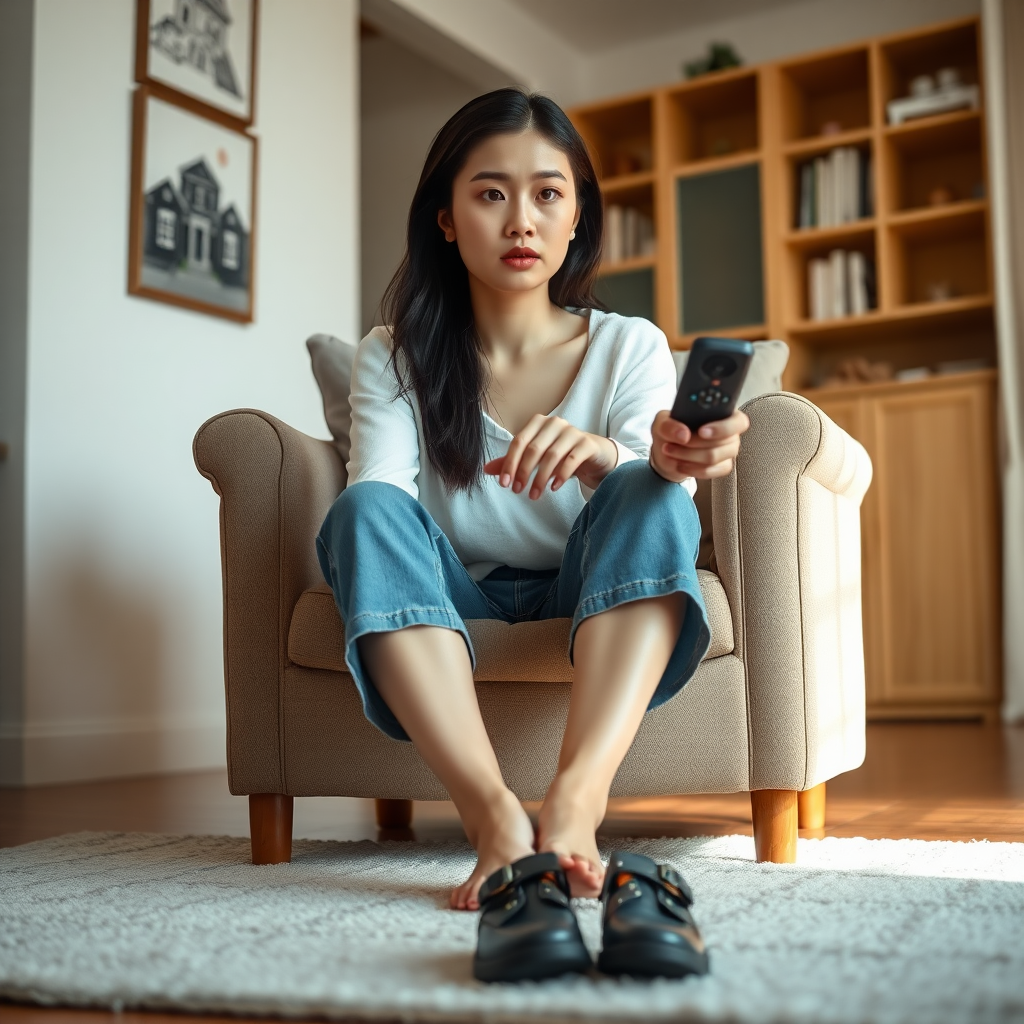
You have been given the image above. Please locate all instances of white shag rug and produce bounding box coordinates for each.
[2,832,1023,1024]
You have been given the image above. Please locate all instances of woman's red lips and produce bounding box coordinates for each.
[501,247,540,259]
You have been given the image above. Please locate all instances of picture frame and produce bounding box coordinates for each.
[135,0,259,128]
[128,86,258,323]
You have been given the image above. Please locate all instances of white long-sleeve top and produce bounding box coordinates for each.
[347,308,696,581]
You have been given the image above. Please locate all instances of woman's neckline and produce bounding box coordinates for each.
[481,308,601,440]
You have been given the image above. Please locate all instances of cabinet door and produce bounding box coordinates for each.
[870,380,1001,704]
[813,395,885,704]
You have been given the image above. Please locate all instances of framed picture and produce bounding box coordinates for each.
[128,86,257,323]
[135,0,258,127]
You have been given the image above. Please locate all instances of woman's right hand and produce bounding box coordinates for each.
[483,413,619,498]
[649,408,750,482]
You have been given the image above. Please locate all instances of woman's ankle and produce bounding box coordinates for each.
[456,785,532,852]
[542,769,608,827]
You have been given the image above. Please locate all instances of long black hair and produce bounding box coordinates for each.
[380,88,604,494]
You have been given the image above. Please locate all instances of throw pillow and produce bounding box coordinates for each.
[306,333,357,467]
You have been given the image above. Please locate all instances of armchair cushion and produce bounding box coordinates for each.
[287,569,734,679]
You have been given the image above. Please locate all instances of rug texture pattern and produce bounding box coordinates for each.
[1,831,1023,1023]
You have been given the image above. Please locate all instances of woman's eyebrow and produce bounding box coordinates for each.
[468,170,567,182]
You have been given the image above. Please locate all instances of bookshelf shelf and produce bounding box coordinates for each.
[601,180,656,266]
[882,111,984,213]
[886,198,987,232]
[600,170,656,195]
[672,150,763,178]
[665,69,760,166]
[785,220,876,249]
[877,21,980,122]
[788,294,992,343]
[573,95,654,179]
[888,203,987,305]
[778,45,871,141]
[802,366,996,401]
[883,107,981,140]
[782,126,874,157]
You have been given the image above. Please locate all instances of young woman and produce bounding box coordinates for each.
[317,88,748,947]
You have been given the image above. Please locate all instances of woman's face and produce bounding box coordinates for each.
[438,130,580,295]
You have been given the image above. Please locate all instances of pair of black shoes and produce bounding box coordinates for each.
[472,850,709,983]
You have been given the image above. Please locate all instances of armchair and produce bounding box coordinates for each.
[193,392,871,865]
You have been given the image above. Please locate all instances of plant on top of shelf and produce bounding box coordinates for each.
[683,42,743,79]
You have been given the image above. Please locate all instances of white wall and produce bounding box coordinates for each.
[11,0,358,785]
[577,0,982,101]
[362,0,982,109]
[364,0,581,102]
[360,32,479,333]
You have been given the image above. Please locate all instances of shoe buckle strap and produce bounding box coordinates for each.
[658,864,694,905]
[478,853,568,907]
[602,852,694,907]
[478,863,515,905]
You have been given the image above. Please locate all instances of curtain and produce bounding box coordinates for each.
[983,0,1024,721]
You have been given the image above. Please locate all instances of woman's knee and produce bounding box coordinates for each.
[318,481,430,562]
[597,458,687,507]
[323,480,420,533]
[592,459,700,534]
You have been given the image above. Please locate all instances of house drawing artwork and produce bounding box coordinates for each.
[150,0,243,99]
[143,158,249,291]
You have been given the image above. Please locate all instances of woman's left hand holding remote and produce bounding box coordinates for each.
[484,413,619,498]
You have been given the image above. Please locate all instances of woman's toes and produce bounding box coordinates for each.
[563,854,604,897]
[450,876,476,910]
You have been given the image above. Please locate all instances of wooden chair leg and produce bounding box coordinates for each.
[798,782,826,830]
[750,789,798,863]
[375,798,413,829]
[249,793,293,865]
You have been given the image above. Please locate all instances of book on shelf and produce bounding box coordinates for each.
[796,147,872,229]
[604,204,656,264]
[808,249,876,321]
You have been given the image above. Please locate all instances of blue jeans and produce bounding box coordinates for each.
[315,460,711,741]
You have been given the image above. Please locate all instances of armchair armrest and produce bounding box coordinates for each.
[193,410,345,794]
[712,392,873,792]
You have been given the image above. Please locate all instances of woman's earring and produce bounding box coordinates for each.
[570,230,576,240]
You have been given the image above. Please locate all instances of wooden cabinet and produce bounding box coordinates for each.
[808,371,1002,718]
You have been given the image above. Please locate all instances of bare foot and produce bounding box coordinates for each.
[450,788,535,911]
[536,778,605,898]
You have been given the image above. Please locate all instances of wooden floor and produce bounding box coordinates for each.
[2,721,1023,1024]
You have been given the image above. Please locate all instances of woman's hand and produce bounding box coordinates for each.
[484,414,619,498]
[649,409,750,483]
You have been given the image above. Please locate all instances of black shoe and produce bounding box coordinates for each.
[472,852,593,983]
[596,850,709,979]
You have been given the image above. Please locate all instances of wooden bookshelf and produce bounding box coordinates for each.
[570,15,996,385]
[569,15,1002,720]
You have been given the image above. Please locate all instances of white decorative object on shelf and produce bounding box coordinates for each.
[887,77,980,125]
[896,366,931,382]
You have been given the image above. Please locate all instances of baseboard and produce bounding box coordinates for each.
[0,715,225,786]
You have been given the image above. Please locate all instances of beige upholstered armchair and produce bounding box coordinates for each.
[193,392,872,866]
